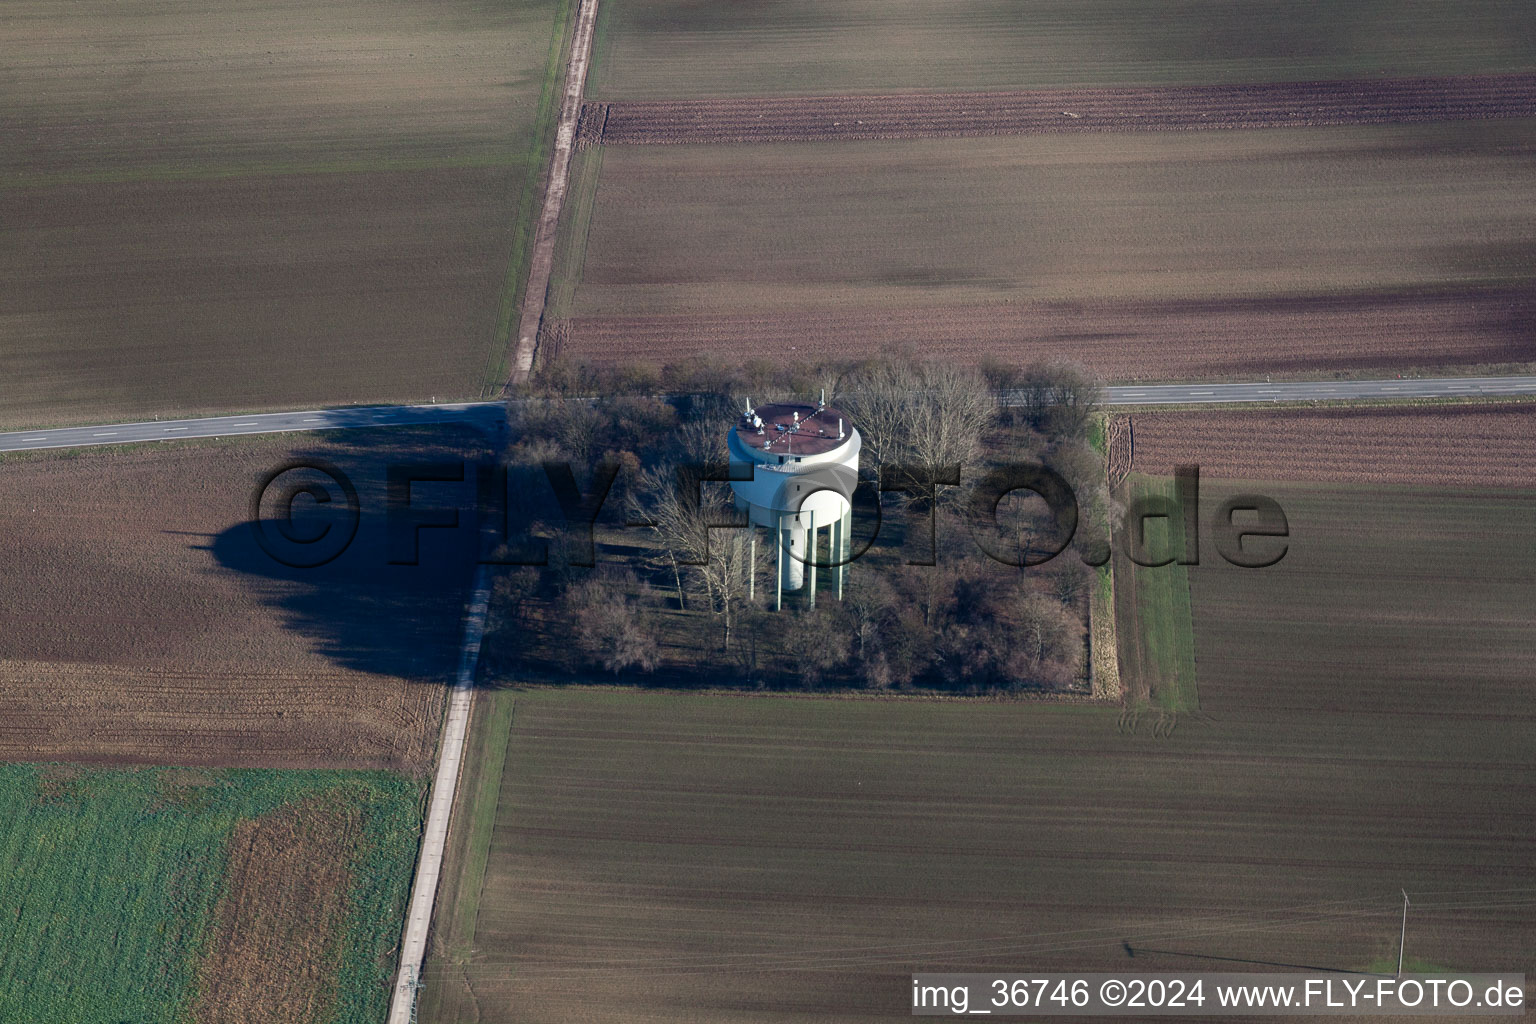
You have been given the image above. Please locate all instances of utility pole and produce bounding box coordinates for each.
[1397,890,1411,978]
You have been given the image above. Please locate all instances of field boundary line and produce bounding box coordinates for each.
[508,0,602,385]
[594,72,1536,146]
[386,564,493,1024]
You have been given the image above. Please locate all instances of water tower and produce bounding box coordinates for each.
[728,393,861,609]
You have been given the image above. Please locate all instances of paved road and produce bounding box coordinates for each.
[386,564,493,1024]
[3,376,1535,454]
[1103,375,1536,406]
[0,401,503,453]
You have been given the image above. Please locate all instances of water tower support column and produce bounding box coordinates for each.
[808,510,817,609]
[829,516,839,600]
[843,508,852,595]
[835,509,847,601]
[774,513,784,611]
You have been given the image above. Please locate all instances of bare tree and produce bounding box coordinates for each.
[1015,361,1103,440]
[672,418,728,465]
[1008,591,1082,687]
[841,359,993,508]
[839,357,917,468]
[509,396,605,463]
[904,362,993,475]
[627,465,760,650]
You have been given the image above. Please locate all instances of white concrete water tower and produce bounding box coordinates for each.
[728,394,861,609]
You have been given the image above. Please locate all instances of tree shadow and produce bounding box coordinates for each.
[207,424,498,682]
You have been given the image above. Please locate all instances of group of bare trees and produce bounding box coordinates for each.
[838,359,995,474]
[488,352,1109,693]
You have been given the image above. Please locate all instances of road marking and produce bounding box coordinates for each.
[231,421,260,427]
[21,436,48,441]
[1190,390,1215,396]
[92,432,117,437]
[303,417,324,422]
[163,427,187,432]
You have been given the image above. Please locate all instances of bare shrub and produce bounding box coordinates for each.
[561,571,659,676]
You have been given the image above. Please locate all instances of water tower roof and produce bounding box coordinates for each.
[733,402,852,457]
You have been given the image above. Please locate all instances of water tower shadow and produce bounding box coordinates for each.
[206,424,494,684]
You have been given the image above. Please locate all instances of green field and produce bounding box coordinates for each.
[0,765,421,1024]
[558,123,1536,317]
[588,0,1536,99]
[418,683,1534,1023]
[1112,476,1199,712]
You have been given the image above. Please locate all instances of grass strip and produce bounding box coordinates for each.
[478,0,582,395]
[545,145,606,319]
[434,691,519,957]
[1117,474,1200,711]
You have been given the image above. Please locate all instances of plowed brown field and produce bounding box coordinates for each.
[2,0,570,428]
[551,286,1535,380]
[418,690,1536,1024]
[1128,402,1536,484]
[1190,482,1536,719]
[594,74,1536,145]
[191,796,360,1024]
[0,427,487,770]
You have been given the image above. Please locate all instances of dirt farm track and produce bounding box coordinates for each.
[585,73,1536,146]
